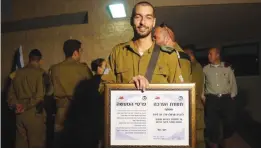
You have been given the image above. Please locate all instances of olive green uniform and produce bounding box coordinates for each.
[172,43,192,82]
[7,63,46,148]
[161,43,192,83]
[191,61,205,147]
[101,41,184,84]
[49,58,93,133]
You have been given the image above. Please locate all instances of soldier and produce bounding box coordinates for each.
[91,58,106,76]
[7,49,46,147]
[184,45,205,147]
[203,47,237,147]
[101,1,184,90]
[154,23,192,82]
[49,39,93,145]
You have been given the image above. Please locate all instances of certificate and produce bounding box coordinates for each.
[104,84,196,148]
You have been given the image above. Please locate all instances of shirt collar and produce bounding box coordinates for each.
[26,62,40,68]
[210,62,224,67]
[126,40,155,55]
[64,57,78,63]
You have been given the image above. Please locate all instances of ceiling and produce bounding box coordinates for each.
[155,3,261,47]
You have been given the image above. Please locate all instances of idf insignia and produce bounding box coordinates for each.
[179,75,184,83]
[9,71,16,80]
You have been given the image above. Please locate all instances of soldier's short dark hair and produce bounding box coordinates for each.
[91,58,105,72]
[183,44,196,53]
[209,46,222,55]
[29,49,42,62]
[131,1,155,25]
[63,39,81,58]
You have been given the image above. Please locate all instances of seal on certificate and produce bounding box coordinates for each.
[178,96,183,101]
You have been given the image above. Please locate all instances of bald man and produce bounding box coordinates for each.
[154,23,192,82]
[203,47,237,147]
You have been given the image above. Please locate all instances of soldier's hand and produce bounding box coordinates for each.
[130,75,149,92]
[201,98,206,106]
[201,95,206,105]
[15,104,24,114]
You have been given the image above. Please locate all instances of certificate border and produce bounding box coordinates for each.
[104,83,196,148]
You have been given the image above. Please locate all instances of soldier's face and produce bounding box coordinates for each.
[97,61,106,75]
[154,27,165,46]
[39,59,43,65]
[208,48,219,63]
[184,49,195,62]
[132,5,156,38]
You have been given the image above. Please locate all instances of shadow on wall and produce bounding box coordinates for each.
[1,78,16,148]
[1,49,20,147]
[235,88,261,148]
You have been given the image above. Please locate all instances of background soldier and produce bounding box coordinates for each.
[49,39,93,146]
[7,49,46,147]
[203,47,237,147]
[184,45,205,147]
[154,24,192,83]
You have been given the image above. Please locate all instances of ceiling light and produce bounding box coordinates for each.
[108,3,126,19]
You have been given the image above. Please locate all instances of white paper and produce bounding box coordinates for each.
[110,90,190,146]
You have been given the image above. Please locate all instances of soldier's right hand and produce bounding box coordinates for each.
[15,104,24,114]
[130,75,149,92]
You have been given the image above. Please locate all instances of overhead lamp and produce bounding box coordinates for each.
[108,3,127,19]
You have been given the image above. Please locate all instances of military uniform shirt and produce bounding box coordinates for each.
[161,43,192,83]
[191,61,204,97]
[101,41,184,84]
[7,63,46,109]
[203,62,237,97]
[49,58,93,98]
[173,43,192,83]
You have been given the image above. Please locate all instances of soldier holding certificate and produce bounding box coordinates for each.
[101,1,184,91]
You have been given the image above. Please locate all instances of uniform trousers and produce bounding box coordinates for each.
[205,94,236,144]
[15,108,46,147]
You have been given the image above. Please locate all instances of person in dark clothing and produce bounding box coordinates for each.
[91,58,106,76]
[59,75,104,147]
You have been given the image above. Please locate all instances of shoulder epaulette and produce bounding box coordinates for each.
[202,63,209,68]
[160,46,176,54]
[160,46,191,61]
[178,51,191,61]
[224,62,232,68]
[118,42,128,47]
[81,62,88,66]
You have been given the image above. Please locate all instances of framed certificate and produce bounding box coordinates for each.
[104,84,196,148]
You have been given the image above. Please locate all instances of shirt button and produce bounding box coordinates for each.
[217,84,219,87]
[216,73,218,75]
